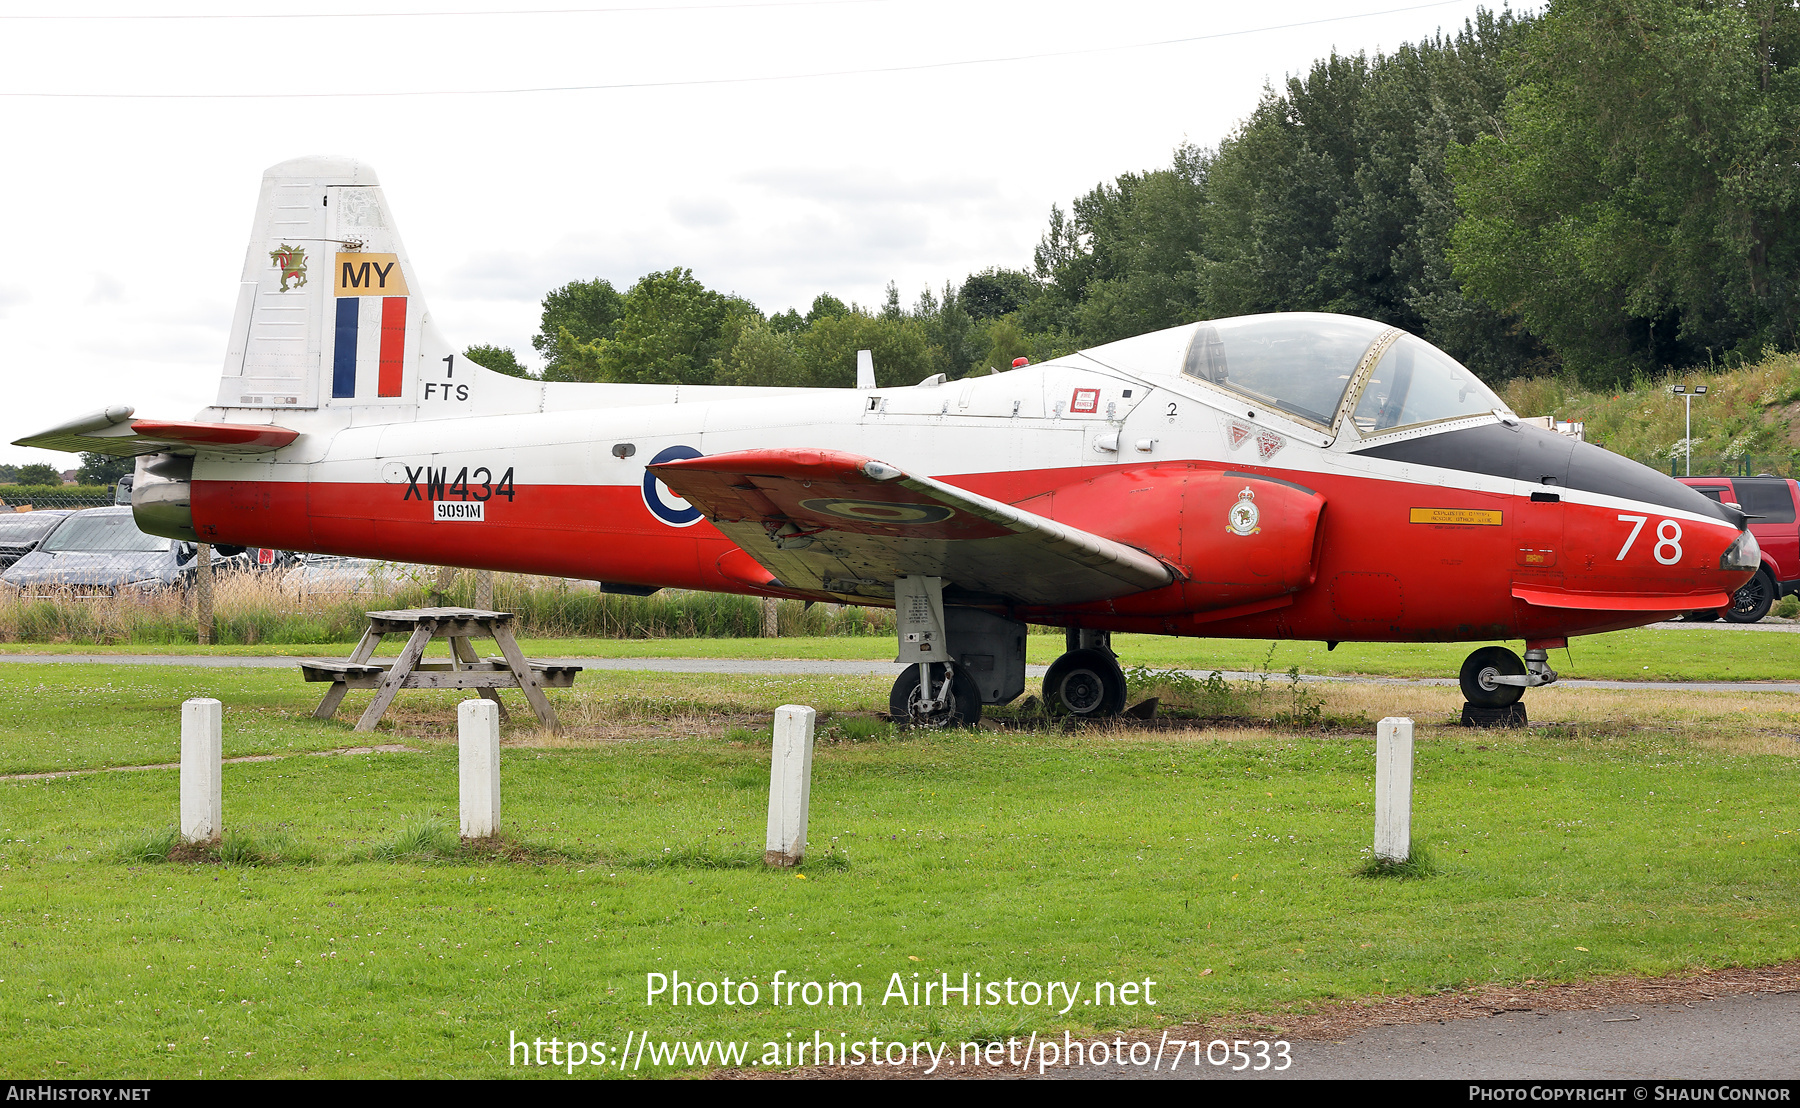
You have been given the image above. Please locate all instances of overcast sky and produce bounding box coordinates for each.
[0,0,1516,468]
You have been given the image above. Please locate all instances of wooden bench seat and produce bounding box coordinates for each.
[303,607,581,731]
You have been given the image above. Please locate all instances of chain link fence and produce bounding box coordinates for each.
[0,486,117,511]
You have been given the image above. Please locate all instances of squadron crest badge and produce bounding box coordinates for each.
[1226,486,1261,536]
[269,244,308,291]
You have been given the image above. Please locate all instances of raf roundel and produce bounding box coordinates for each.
[642,445,705,527]
[799,499,956,525]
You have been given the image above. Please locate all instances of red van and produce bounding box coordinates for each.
[1677,475,1800,621]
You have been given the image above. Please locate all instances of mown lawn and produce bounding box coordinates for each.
[0,626,1795,682]
[1,663,1797,1078]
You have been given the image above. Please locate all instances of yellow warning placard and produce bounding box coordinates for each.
[1410,507,1502,526]
[334,253,408,297]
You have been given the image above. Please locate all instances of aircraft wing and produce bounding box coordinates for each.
[12,406,299,457]
[650,448,1176,605]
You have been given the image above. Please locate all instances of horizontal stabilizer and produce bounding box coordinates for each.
[650,448,1175,605]
[13,407,298,457]
[1512,584,1728,612]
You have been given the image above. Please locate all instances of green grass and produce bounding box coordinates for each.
[2,626,1794,682]
[0,665,901,777]
[1,662,1798,1077]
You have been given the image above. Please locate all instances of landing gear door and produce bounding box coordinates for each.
[947,608,1027,706]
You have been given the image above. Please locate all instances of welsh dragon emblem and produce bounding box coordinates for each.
[269,244,308,291]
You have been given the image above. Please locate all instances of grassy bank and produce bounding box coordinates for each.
[1499,348,1800,475]
[1,661,1795,1078]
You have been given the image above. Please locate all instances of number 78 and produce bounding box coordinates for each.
[1617,514,1683,565]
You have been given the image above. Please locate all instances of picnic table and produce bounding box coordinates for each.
[300,607,581,732]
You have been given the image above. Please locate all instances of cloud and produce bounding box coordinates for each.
[86,274,126,305]
[740,168,1003,208]
[668,196,736,229]
[439,250,567,304]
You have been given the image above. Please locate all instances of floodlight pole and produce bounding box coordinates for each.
[1671,386,1707,477]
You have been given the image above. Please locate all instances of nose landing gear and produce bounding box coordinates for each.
[1458,642,1559,726]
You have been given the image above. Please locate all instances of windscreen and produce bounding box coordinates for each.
[1349,334,1503,434]
[0,514,64,544]
[40,512,171,553]
[1181,313,1390,427]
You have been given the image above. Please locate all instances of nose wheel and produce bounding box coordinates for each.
[1459,644,1559,711]
[1459,646,1526,707]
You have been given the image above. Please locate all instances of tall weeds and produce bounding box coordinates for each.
[0,567,895,645]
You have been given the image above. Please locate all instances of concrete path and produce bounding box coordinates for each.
[1646,619,1800,632]
[1069,991,1800,1080]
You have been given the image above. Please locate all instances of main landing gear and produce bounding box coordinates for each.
[881,579,1134,726]
[887,575,1028,729]
[1043,629,1129,719]
[1458,642,1559,726]
[889,663,982,729]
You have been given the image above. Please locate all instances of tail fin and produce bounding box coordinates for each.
[216,156,472,415]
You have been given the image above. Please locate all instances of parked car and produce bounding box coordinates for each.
[277,554,435,597]
[0,507,247,597]
[1677,475,1800,622]
[0,509,74,571]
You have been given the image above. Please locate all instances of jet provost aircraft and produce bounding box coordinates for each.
[17,156,1761,725]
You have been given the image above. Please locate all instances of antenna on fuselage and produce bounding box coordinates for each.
[856,349,876,389]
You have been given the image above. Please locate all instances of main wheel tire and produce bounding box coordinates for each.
[1043,648,1128,718]
[1724,568,1776,624]
[889,664,982,729]
[1459,646,1526,708]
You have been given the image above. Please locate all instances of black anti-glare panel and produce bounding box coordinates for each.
[1354,423,1736,523]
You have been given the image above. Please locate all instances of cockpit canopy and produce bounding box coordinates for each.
[1179,313,1503,436]
[1083,312,1507,439]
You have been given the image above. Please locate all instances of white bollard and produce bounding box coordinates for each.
[459,699,501,839]
[180,698,223,845]
[764,705,817,867]
[1374,716,1414,862]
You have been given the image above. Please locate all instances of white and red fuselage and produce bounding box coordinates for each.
[21,157,1757,660]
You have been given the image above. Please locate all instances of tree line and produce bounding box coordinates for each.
[464,265,1053,390]
[465,1,1800,391]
